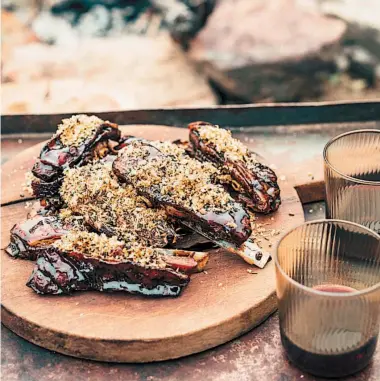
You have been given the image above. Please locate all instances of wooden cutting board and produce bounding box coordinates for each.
[1,126,304,362]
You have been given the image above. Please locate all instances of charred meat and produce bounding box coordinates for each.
[113,140,252,247]
[188,122,281,214]
[31,115,120,200]
[27,232,194,297]
[6,215,73,260]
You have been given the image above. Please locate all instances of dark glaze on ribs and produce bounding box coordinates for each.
[188,122,281,214]
[5,215,71,260]
[113,140,252,247]
[27,232,191,297]
[31,115,120,200]
[6,212,209,273]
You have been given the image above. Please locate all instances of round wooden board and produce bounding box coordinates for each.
[1,126,304,362]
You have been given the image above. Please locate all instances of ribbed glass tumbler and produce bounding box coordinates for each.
[324,129,380,234]
[275,220,380,378]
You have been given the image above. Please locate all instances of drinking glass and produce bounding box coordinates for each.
[275,220,380,378]
[324,129,380,234]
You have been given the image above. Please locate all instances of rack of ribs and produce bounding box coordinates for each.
[7,214,208,271]
[188,122,281,214]
[27,232,205,297]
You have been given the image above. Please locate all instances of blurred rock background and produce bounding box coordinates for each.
[2,0,380,115]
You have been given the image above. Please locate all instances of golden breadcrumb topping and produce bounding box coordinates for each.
[150,140,237,186]
[57,114,104,147]
[57,210,87,231]
[118,143,236,215]
[150,140,187,160]
[60,162,173,246]
[152,139,240,188]
[53,231,167,268]
[197,124,256,163]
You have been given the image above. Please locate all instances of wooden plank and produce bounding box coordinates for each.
[2,100,380,134]
[1,186,303,362]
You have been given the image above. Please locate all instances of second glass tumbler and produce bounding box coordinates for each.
[324,129,380,234]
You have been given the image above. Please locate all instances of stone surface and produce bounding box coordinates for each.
[1,10,39,73]
[32,11,78,45]
[2,42,80,82]
[191,0,346,68]
[344,45,379,85]
[152,0,215,46]
[107,7,130,35]
[2,35,216,114]
[320,0,380,31]
[76,5,112,37]
[1,81,49,114]
[320,0,380,81]
[189,0,346,102]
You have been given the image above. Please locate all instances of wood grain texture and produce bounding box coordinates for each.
[1,126,304,362]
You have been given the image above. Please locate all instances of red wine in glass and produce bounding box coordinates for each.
[281,284,378,378]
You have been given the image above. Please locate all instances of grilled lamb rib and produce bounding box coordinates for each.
[188,122,281,214]
[113,140,252,247]
[5,215,72,260]
[112,139,271,268]
[6,214,209,273]
[27,232,201,297]
[105,138,216,250]
[31,115,120,200]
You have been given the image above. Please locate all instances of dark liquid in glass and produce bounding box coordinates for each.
[281,284,378,378]
[353,172,380,182]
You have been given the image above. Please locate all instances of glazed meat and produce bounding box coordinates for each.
[6,212,209,272]
[59,162,177,248]
[27,232,203,297]
[188,122,281,214]
[113,140,252,247]
[31,115,120,200]
[6,215,72,260]
[31,177,62,199]
[114,137,188,161]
